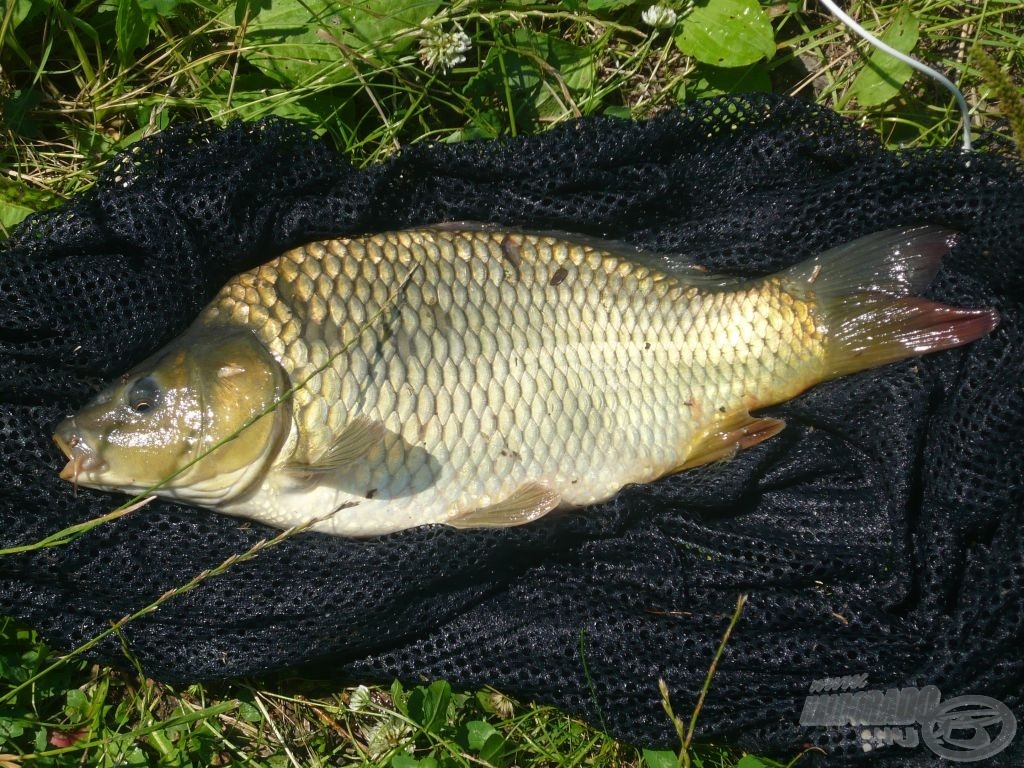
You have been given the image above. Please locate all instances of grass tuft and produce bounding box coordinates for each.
[3,0,1024,764]
[971,44,1024,156]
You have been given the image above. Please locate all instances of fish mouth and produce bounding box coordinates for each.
[53,420,107,485]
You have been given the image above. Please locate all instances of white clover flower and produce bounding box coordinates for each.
[419,22,472,72]
[642,4,678,30]
[487,690,515,719]
[363,717,413,758]
[348,684,372,712]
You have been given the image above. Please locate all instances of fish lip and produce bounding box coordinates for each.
[53,422,107,480]
[53,431,74,461]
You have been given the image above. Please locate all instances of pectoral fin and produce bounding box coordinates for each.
[676,411,786,471]
[449,483,561,529]
[286,416,385,477]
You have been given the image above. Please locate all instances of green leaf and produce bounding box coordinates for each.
[121,746,151,768]
[390,679,409,716]
[735,756,775,768]
[64,688,89,720]
[848,6,920,107]
[603,105,632,119]
[685,61,771,100]
[464,719,499,751]
[5,0,49,34]
[642,748,679,768]
[463,720,506,765]
[196,70,330,127]
[392,754,439,768]
[466,29,594,132]
[236,700,262,723]
[1,85,45,136]
[0,198,36,235]
[0,177,57,236]
[137,0,179,13]
[115,0,158,64]
[0,717,26,744]
[511,28,595,117]
[675,0,775,68]
[407,681,451,735]
[586,0,637,10]
[228,0,440,87]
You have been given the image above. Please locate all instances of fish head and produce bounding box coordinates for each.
[53,328,289,505]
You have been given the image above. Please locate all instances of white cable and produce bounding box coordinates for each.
[819,0,973,152]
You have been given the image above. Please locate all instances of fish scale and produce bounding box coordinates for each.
[196,228,808,534]
[55,225,998,536]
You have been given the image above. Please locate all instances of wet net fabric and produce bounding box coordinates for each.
[1,94,1021,764]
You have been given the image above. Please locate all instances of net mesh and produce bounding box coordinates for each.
[1,94,1021,764]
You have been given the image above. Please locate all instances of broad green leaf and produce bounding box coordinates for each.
[0,717,26,744]
[226,0,440,87]
[685,61,771,100]
[121,746,151,768]
[603,105,632,119]
[236,700,262,723]
[64,688,89,719]
[735,756,776,768]
[392,754,438,768]
[390,679,408,716]
[849,6,920,107]
[407,681,451,734]
[5,0,49,34]
[0,178,56,235]
[512,28,595,105]
[115,0,157,64]
[642,748,679,768]
[194,70,331,128]
[137,0,179,13]
[0,197,36,234]
[587,0,637,10]
[464,720,506,764]
[674,0,775,68]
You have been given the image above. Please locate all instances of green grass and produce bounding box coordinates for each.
[2,0,1022,234]
[2,0,1024,765]
[2,613,788,768]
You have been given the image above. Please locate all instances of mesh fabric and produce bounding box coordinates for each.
[1,95,1021,764]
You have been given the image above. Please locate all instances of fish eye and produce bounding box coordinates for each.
[127,377,161,414]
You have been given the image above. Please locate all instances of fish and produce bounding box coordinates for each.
[53,224,998,536]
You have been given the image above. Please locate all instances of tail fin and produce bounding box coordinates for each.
[786,227,999,380]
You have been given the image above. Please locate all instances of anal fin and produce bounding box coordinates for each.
[449,483,561,529]
[676,411,785,471]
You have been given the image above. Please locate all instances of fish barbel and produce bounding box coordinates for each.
[53,224,997,536]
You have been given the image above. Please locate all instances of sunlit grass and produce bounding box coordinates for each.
[2,0,1023,765]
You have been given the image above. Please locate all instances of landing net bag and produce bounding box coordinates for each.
[1,94,1021,763]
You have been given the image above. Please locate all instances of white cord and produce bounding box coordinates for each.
[819,0,973,152]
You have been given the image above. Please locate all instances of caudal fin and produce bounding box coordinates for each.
[786,227,999,380]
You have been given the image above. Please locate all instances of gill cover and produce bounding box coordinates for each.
[54,327,289,504]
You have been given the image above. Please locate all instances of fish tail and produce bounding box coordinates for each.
[786,226,999,380]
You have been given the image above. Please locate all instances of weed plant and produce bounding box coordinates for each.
[1,1,1022,766]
